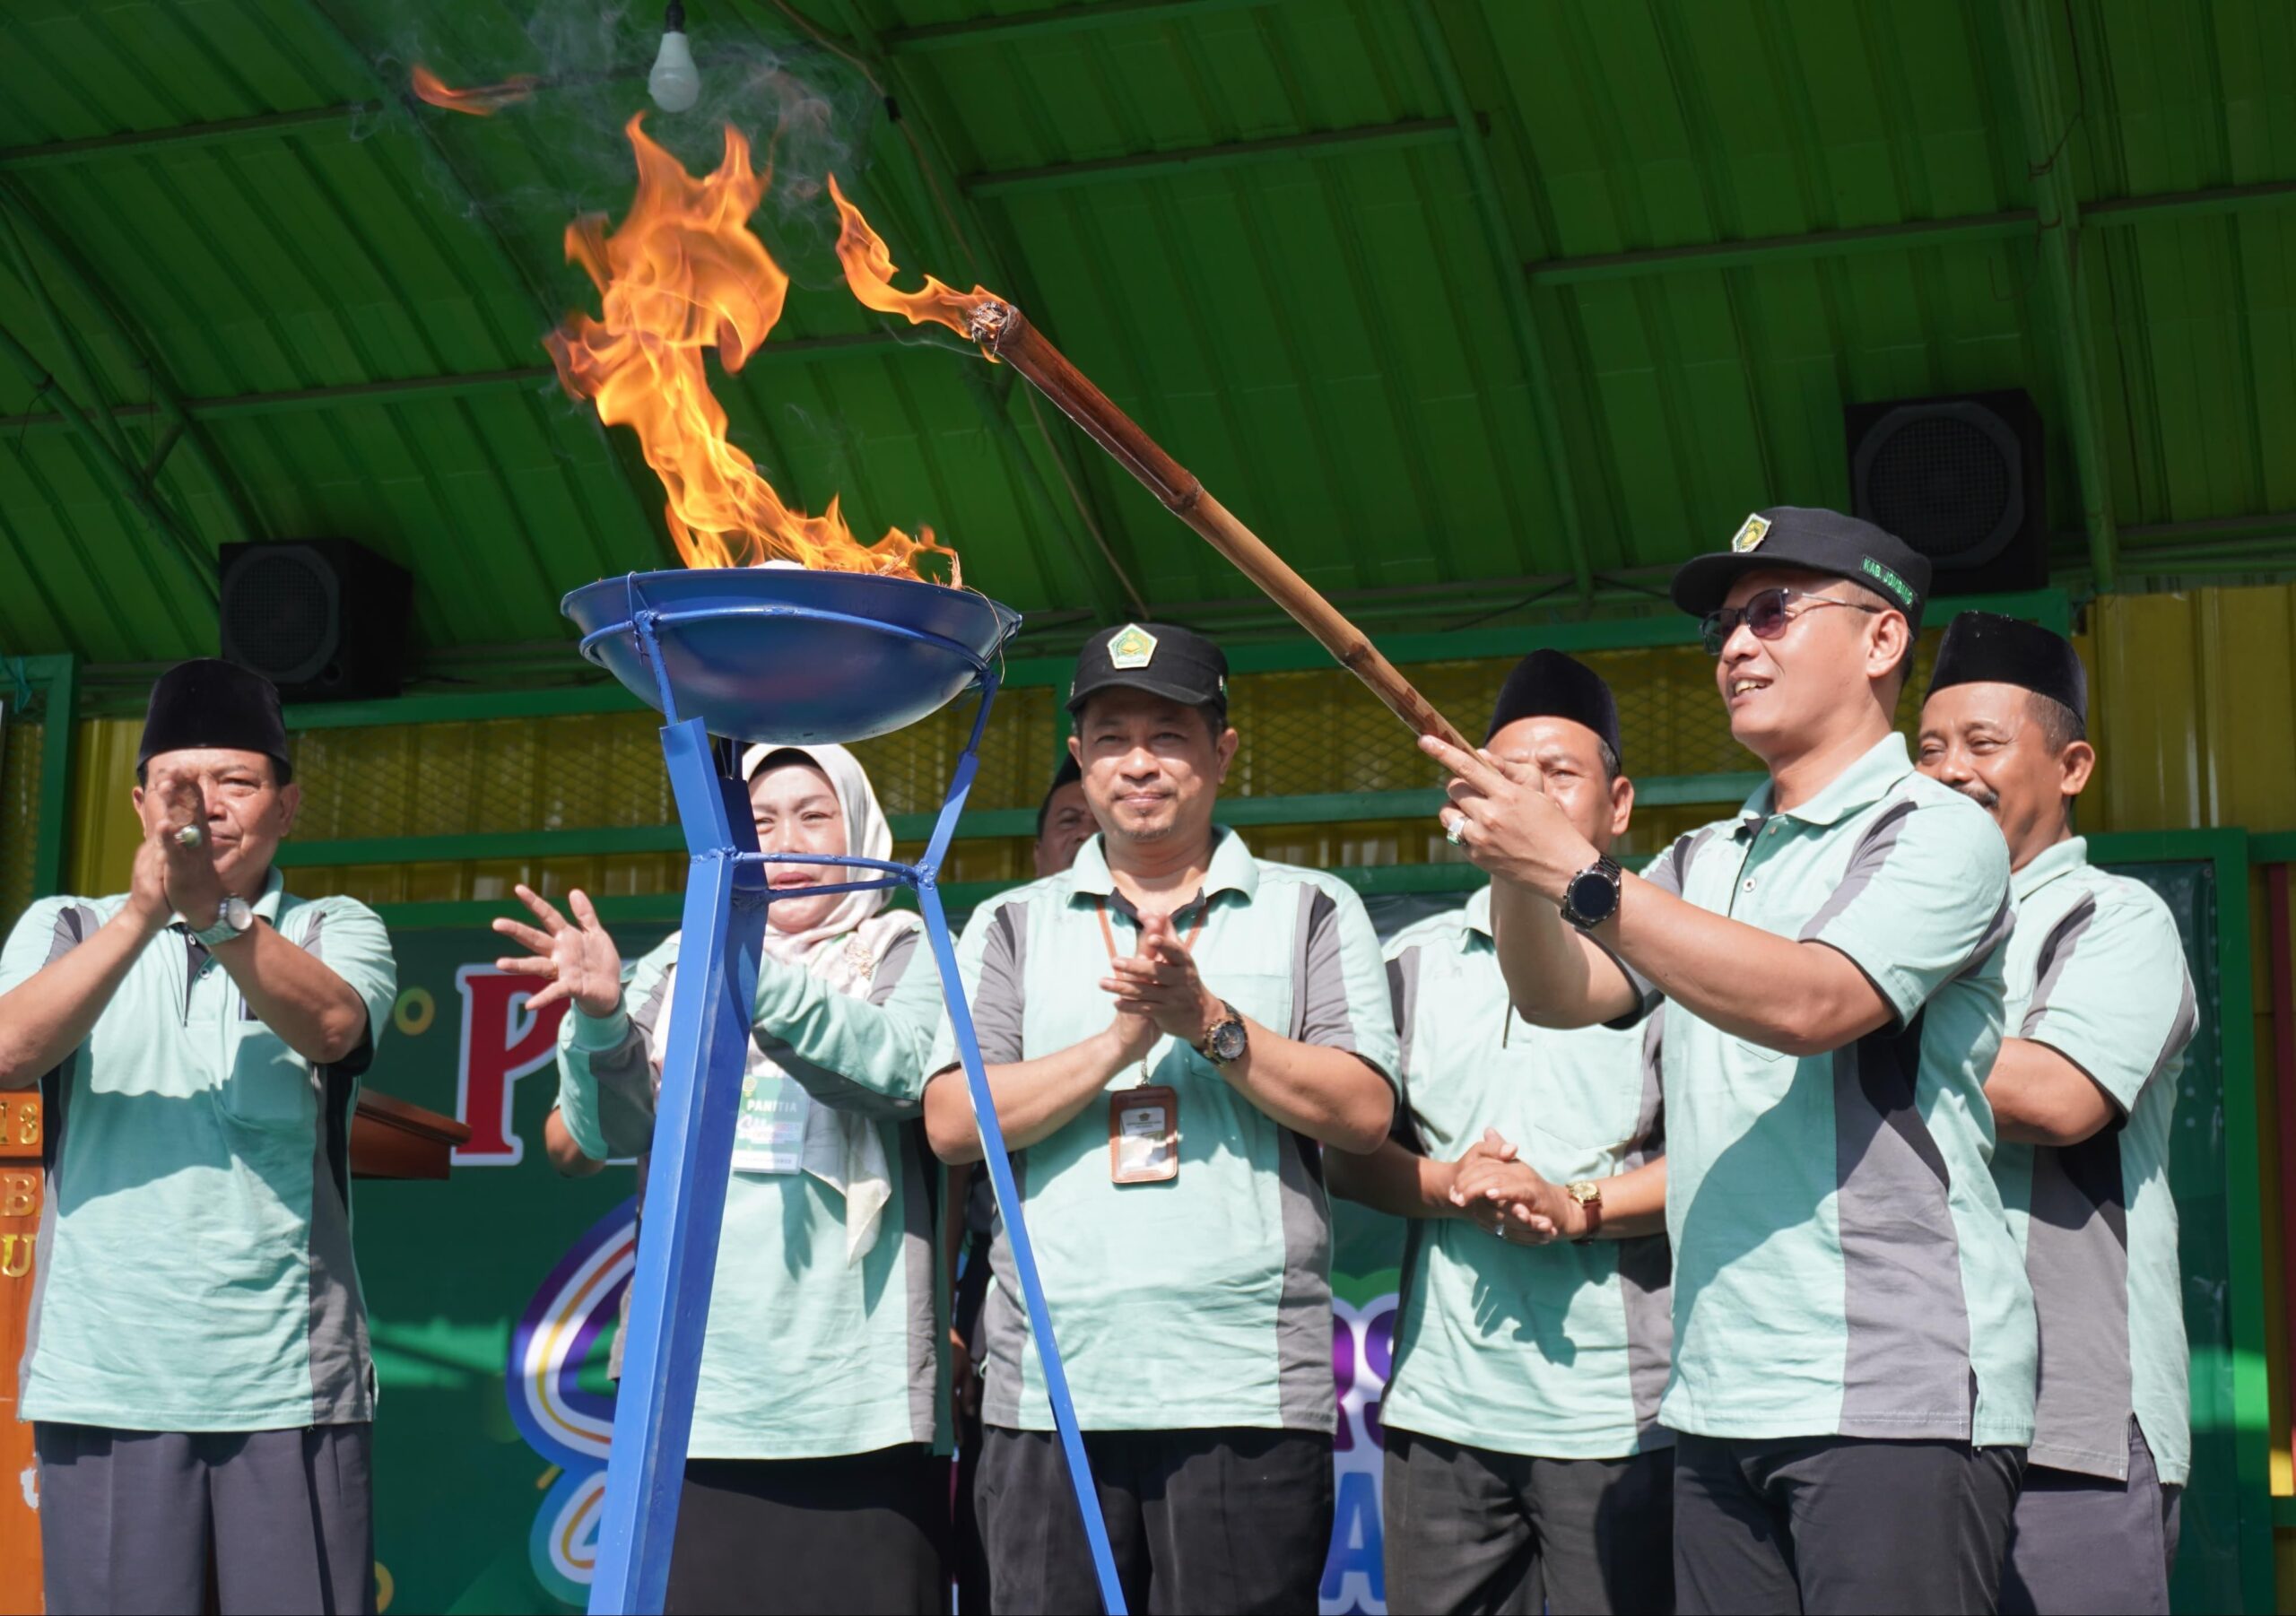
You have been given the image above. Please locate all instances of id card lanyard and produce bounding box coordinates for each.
[1095,896,1206,1186]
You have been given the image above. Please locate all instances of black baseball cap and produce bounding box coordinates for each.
[1670,507,1930,632]
[1065,622,1229,716]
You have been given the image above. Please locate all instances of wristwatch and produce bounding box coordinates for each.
[1195,1000,1248,1067]
[1560,855,1623,930]
[1566,1178,1604,1243]
[193,896,256,949]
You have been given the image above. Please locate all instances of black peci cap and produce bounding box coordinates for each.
[1926,611,2087,724]
[138,658,291,778]
[1486,649,1622,767]
[1066,622,1229,716]
[1670,507,1931,633]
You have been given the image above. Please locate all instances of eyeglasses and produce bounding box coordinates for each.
[1700,587,1884,656]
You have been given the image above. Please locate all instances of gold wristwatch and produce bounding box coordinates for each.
[1566,1178,1604,1243]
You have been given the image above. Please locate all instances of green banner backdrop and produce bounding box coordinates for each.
[355,859,2248,1613]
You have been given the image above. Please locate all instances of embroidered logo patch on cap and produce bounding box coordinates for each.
[1860,556,1917,606]
[1108,623,1159,670]
[1729,513,1770,553]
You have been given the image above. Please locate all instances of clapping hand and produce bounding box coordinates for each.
[491,884,624,1018]
[146,769,224,929]
[1102,908,1225,1048]
[1448,1128,1564,1244]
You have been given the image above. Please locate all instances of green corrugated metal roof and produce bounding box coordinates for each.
[1,0,2291,673]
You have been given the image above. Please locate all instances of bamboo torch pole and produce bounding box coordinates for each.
[966,299,1471,752]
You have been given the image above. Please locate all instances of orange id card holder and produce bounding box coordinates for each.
[1109,1086,1179,1185]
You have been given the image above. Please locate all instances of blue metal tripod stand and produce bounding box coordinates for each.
[562,570,1126,1616]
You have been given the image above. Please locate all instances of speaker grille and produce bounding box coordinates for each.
[223,549,335,683]
[1849,396,2029,571]
[1863,416,2013,558]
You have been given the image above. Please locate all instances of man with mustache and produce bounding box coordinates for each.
[1918,612,2195,1616]
[921,621,1396,1614]
[1331,650,1674,1616]
[1422,509,2035,1614]
[0,659,398,1615]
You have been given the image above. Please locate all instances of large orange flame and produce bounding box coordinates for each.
[410,65,538,117]
[546,117,955,580]
[828,175,1000,343]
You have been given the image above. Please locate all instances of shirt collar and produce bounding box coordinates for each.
[169,865,285,931]
[1735,732,1914,836]
[1463,882,1495,943]
[2013,834,2089,902]
[1065,827,1260,906]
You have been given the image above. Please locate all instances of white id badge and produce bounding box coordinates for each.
[1109,1086,1179,1185]
[730,1070,810,1175]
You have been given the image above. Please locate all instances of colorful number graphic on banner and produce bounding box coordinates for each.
[507,1196,637,1599]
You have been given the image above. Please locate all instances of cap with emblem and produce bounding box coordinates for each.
[1926,611,2087,724]
[1485,649,1622,766]
[1065,621,1230,717]
[137,658,291,781]
[1670,506,1931,632]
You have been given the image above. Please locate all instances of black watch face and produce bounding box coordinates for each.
[1210,1019,1248,1061]
[1567,868,1618,925]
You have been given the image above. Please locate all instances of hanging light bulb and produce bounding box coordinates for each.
[648,2,700,113]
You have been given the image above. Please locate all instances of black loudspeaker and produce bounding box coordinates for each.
[219,540,413,702]
[1845,390,2048,595]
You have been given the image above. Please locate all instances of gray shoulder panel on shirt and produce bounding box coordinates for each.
[2022,895,2101,1033]
[1798,797,1918,943]
[869,929,921,1009]
[1292,884,1357,1054]
[971,899,1031,1067]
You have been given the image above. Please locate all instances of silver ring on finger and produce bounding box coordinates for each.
[1445,816,1467,847]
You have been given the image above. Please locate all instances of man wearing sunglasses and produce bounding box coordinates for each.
[1422,507,2035,1615]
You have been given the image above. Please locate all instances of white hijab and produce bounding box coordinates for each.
[738,742,900,971]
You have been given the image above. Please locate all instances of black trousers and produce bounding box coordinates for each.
[1674,1431,2024,1616]
[35,1421,375,1616]
[1383,1428,1674,1615]
[665,1445,950,1615]
[977,1424,1334,1615]
[2001,1421,2182,1616]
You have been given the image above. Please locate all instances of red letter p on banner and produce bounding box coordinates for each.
[453,964,572,1165]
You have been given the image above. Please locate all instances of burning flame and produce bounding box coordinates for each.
[829,175,1001,343]
[410,65,539,117]
[546,117,956,580]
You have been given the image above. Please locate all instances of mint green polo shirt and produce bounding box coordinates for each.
[1,872,397,1431]
[1633,733,2037,1447]
[1380,886,1673,1460]
[929,830,1396,1434]
[1991,837,2194,1485]
[555,923,950,1460]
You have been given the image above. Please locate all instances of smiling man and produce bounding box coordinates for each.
[1422,510,2035,1615]
[0,659,397,1616]
[921,621,1396,1614]
[1918,612,2196,1616]
[1330,650,1674,1616]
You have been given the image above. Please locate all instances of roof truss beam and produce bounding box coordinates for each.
[962,120,1456,196]
[885,0,1276,53]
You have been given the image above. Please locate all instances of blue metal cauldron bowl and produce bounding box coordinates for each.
[563,568,1023,746]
